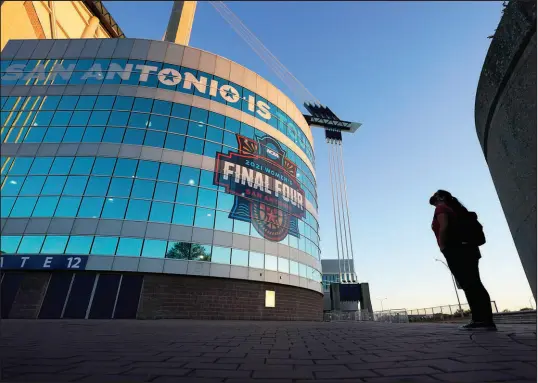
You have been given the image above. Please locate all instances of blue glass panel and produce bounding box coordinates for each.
[107,178,133,197]
[113,158,138,177]
[299,263,307,278]
[71,157,95,175]
[203,141,221,158]
[142,239,167,258]
[23,127,46,142]
[157,163,180,182]
[58,96,79,110]
[249,251,264,269]
[91,237,118,256]
[2,176,24,195]
[187,120,206,139]
[62,127,85,142]
[206,126,223,143]
[189,106,208,123]
[123,128,145,145]
[152,100,172,116]
[94,96,115,110]
[194,207,214,229]
[214,211,232,231]
[171,103,190,119]
[265,255,278,271]
[85,177,111,196]
[131,179,155,199]
[278,257,289,273]
[0,236,22,253]
[231,249,248,267]
[10,196,37,217]
[50,111,72,126]
[102,127,125,143]
[197,189,216,209]
[211,246,231,264]
[66,236,93,255]
[125,199,150,221]
[233,220,250,236]
[32,196,59,217]
[41,236,69,254]
[149,115,168,131]
[28,157,53,175]
[172,204,194,226]
[144,130,165,148]
[199,171,217,190]
[136,160,158,179]
[82,127,105,142]
[208,112,225,128]
[33,111,54,126]
[54,196,81,217]
[217,192,234,211]
[69,111,91,126]
[77,197,104,218]
[76,96,97,110]
[164,133,185,151]
[184,137,203,155]
[223,131,238,149]
[41,95,61,110]
[18,235,45,253]
[149,201,173,223]
[93,158,116,176]
[225,117,240,133]
[175,184,197,204]
[101,197,127,219]
[179,166,200,186]
[0,197,16,217]
[108,111,129,126]
[116,237,143,257]
[49,157,74,175]
[168,118,187,134]
[63,176,89,195]
[154,182,176,202]
[7,157,33,175]
[128,112,148,129]
[113,96,134,111]
[133,98,153,113]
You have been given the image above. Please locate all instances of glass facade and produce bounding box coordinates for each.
[0,48,322,286]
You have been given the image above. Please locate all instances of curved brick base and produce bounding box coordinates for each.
[138,274,323,321]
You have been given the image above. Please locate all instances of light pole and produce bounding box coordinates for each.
[378,297,387,312]
[435,259,463,317]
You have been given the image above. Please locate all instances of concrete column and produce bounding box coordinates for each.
[360,283,373,314]
[475,1,536,300]
[81,15,100,38]
[164,1,197,46]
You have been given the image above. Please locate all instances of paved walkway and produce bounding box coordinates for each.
[0,320,535,382]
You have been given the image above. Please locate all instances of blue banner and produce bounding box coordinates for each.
[0,254,89,270]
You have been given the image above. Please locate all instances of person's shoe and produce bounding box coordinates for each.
[459,320,497,331]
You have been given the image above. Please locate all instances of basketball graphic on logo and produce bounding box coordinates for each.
[251,202,289,242]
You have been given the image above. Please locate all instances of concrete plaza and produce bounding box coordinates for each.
[0,320,536,382]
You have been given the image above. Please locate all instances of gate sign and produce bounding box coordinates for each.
[0,254,89,270]
[214,134,306,242]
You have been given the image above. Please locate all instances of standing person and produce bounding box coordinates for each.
[430,190,496,331]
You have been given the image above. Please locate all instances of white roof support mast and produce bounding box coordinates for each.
[164,1,197,46]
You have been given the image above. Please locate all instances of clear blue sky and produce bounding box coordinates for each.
[104,1,533,311]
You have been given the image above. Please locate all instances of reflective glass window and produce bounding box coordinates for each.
[113,158,138,177]
[184,137,203,155]
[116,237,142,257]
[278,257,289,273]
[63,176,88,195]
[103,127,125,143]
[0,197,16,217]
[0,236,22,253]
[17,235,45,253]
[29,157,53,175]
[19,176,46,195]
[69,111,91,126]
[108,111,129,126]
[168,118,188,134]
[133,97,153,113]
[85,177,111,196]
[41,95,61,110]
[192,243,211,261]
[154,182,176,202]
[50,157,74,175]
[88,111,110,126]
[21,127,45,143]
[214,211,232,231]
[149,201,173,223]
[32,196,59,217]
[131,179,155,199]
[179,166,199,186]
[172,204,194,226]
[197,189,216,208]
[233,220,250,236]
[187,120,206,139]
[8,157,33,174]
[76,96,96,110]
[94,96,115,110]
[165,241,190,260]
[149,115,168,131]
[41,235,68,254]
[101,197,127,219]
[209,246,230,264]
[128,112,148,129]
[66,236,93,254]
[194,207,214,229]
[290,260,299,275]
[125,199,150,221]
[249,251,264,269]
[142,239,167,258]
[217,192,234,211]
[91,236,118,255]
[93,158,116,176]
[107,178,133,197]
[124,128,145,145]
[33,111,54,126]
[208,112,224,128]
[136,160,158,179]
[203,142,221,158]
[225,117,240,133]
[71,157,95,174]
[63,127,85,142]
[231,249,248,267]
[199,171,217,190]
[82,127,105,142]
[299,263,307,278]
[153,100,172,116]
[157,163,180,182]
[171,103,190,119]
[223,131,238,149]
[10,196,37,217]
[113,96,134,111]
[55,196,81,217]
[2,176,24,195]
[77,197,104,218]
[59,96,79,110]
[50,111,72,126]
[175,184,197,204]
[164,133,185,151]
[144,130,165,148]
[206,126,223,143]
[265,255,278,271]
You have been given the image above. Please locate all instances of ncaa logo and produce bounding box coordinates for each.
[266,147,280,161]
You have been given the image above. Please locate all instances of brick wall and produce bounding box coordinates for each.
[138,274,323,321]
[9,272,50,319]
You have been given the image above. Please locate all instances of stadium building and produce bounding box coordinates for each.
[0,1,323,320]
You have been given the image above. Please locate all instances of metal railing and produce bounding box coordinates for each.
[373,308,409,323]
[323,310,373,322]
[406,301,498,322]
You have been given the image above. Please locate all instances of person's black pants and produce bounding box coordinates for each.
[442,245,493,323]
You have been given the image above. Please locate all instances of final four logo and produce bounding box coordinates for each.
[214,135,306,242]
